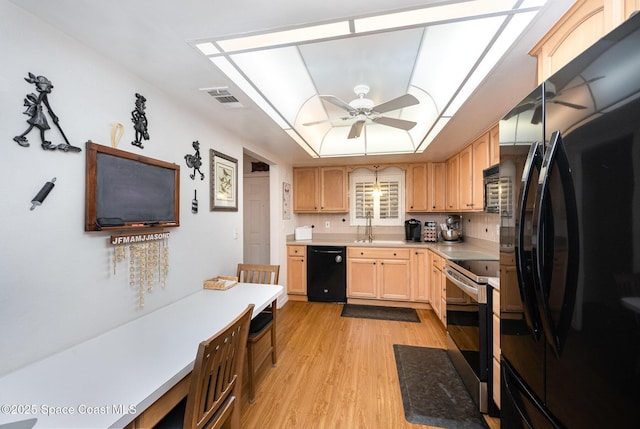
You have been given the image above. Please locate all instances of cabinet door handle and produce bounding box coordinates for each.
[393,252,397,256]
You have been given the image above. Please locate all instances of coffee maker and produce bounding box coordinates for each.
[405,219,422,242]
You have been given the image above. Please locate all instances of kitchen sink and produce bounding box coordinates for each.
[353,239,407,244]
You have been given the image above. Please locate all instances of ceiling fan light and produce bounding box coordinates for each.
[350,98,374,110]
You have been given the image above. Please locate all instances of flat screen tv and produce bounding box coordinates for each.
[85,141,180,231]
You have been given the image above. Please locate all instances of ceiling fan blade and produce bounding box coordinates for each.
[531,105,543,124]
[347,120,365,139]
[551,100,587,110]
[371,116,417,131]
[560,76,604,93]
[372,94,419,113]
[503,102,537,120]
[302,119,332,126]
[320,95,356,113]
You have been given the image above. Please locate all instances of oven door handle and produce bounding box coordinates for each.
[444,267,480,301]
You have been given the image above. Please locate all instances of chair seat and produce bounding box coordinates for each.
[249,312,273,335]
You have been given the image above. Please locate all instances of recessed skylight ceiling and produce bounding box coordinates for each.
[192,0,548,158]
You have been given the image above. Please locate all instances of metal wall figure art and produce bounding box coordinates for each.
[13,73,80,152]
[184,140,204,180]
[130,93,149,148]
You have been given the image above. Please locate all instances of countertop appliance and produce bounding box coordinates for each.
[294,225,313,241]
[405,219,422,242]
[441,215,462,242]
[444,258,498,413]
[423,221,438,242]
[499,13,640,428]
[306,246,346,303]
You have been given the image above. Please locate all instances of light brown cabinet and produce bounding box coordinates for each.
[411,249,430,302]
[446,131,491,213]
[407,162,447,213]
[446,155,459,211]
[347,247,412,301]
[530,0,638,83]
[406,163,428,212]
[459,145,473,211]
[292,166,347,213]
[429,162,447,212]
[429,250,446,325]
[286,245,307,296]
[458,132,490,212]
[472,132,490,210]
[489,124,500,167]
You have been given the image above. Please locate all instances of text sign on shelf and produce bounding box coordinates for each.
[110,231,170,245]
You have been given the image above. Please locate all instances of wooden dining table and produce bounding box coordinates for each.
[0,283,283,429]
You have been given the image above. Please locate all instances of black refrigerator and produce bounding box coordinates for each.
[499,11,640,428]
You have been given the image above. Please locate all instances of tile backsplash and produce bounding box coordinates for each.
[295,212,500,243]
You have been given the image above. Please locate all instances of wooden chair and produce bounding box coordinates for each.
[236,264,280,403]
[155,304,254,429]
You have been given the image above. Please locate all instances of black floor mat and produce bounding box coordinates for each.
[394,345,488,429]
[340,304,420,322]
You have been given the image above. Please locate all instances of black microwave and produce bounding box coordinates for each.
[483,164,500,213]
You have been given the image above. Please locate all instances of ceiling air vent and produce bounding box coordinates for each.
[201,87,244,108]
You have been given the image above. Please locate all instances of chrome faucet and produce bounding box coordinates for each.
[365,210,374,242]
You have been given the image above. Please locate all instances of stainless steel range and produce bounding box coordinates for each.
[444,258,498,413]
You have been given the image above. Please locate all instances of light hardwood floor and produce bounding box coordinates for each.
[240,301,499,429]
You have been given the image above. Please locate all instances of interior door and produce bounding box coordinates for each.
[243,175,270,264]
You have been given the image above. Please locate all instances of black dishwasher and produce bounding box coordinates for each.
[307,246,346,303]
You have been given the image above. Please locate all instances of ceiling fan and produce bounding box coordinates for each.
[504,77,603,124]
[303,84,419,139]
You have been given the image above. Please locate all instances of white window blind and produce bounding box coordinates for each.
[350,168,405,226]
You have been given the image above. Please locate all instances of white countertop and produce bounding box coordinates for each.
[288,235,499,261]
[0,283,283,429]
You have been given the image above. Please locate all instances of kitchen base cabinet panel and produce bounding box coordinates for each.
[287,245,307,298]
[347,247,411,302]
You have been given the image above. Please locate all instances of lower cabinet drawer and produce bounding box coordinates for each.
[347,247,410,260]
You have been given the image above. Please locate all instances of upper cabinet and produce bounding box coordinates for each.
[406,163,429,212]
[458,145,473,211]
[407,162,447,213]
[530,0,640,83]
[489,124,499,167]
[428,162,447,212]
[471,132,490,211]
[449,130,492,212]
[446,154,460,211]
[293,166,347,213]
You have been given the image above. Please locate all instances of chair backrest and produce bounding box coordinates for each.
[184,304,254,429]
[237,264,280,285]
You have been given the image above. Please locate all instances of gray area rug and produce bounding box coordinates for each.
[394,345,488,429]
[340,304,420,322]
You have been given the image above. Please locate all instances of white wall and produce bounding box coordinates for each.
[0,1,293,375]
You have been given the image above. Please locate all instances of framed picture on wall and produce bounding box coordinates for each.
[210,149,237,211]
[283,182,291,220]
